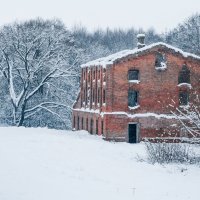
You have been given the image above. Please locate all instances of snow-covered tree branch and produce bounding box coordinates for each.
[0,19,80,128]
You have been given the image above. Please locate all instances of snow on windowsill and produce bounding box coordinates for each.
[178,83,192,88]
[103,103,106,106]
[128,80,140,84]
[155,63,167,71]
[128,105,140,110]
[103,82,106,86]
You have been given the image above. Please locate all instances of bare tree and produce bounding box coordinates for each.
[172,98,200,142]
[0,19,79,128]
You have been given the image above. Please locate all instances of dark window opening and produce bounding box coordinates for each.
[92,88,95,102]
[83,89,86,104]
[98,70,100,79]
[90,119,93,134]
[98,88,100,104]
[77,116,79,130]
[179,91,189,106]
[86,118,88,131]
[96,119,98,135]
[128,70,139,81]
[93,70,95,79]
[73,116,76,129]
[128,90,139,107]
[103,69,106,82]
[103,89,106,104]
[101,120,104,136]
[81,117,84,129]
[155,52,167,68]
[178,65,190,84]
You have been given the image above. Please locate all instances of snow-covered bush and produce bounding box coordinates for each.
[145,142,200,164]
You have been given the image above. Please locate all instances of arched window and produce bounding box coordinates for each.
[178,65,190,84]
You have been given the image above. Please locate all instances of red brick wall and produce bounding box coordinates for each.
[73,46,200,142]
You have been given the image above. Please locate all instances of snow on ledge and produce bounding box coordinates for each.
[128,105,140,110]
[100,112,185,119]
[73,108,100,114]
[81,42,200,68]
[73,108,186,120]
[178,83,192,88]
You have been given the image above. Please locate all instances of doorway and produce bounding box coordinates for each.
[128,124,138,143]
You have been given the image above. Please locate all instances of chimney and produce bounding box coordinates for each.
[137,34,145,49]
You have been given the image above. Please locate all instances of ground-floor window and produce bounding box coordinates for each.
[86,118,88,131]
[179,91,189,106]
[101,120,104,135]
[77,116,79,130]
[81,117,84,129]
[90,119,93,134]
[96,119,98,135]
[73,116,76,129]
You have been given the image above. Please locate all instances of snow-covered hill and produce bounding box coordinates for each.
[0,127,199,200]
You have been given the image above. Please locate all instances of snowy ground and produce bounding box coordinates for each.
[0,127,199,200]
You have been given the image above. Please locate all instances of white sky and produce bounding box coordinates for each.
[0,0,200,33]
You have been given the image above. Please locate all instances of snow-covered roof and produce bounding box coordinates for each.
[81,42,200,68]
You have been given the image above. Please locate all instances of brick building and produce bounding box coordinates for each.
[72,34,200,143]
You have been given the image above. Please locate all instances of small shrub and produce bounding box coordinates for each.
[145,142,200,164]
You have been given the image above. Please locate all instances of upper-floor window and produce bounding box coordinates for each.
[103,89,106,104]
[98,69,100,79]
[103,68,106,82]
[88,73,90,82]
[155,52,167,70]
[97,88,100,104]
[93,70,95,80]
[178,64,190,84]
[128,90,139,107]
[179,91,189,106]
[128,70,139,81]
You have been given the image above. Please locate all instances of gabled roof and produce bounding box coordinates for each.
[81,42,200,68]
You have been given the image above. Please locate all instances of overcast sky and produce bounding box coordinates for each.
[0,0,200,33]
